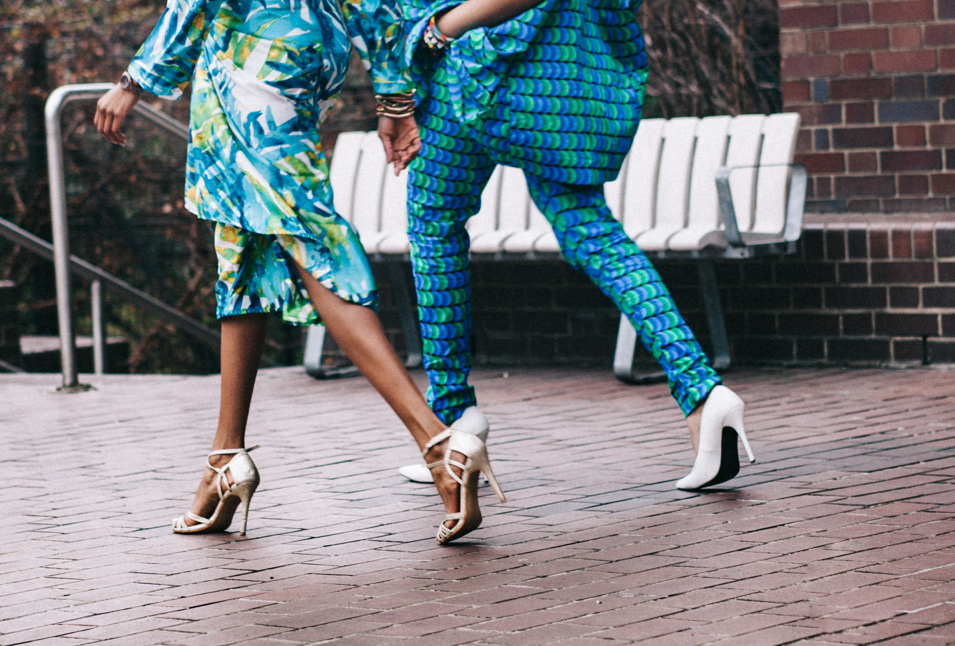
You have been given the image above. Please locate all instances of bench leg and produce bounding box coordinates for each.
[303,325,360,379]
[697,259,731,372]
[387,262,422,370]
[304,263,422,379]
[612,315,666,384]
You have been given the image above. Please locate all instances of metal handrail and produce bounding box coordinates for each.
[0,215,220,346]
[43,84,201,390]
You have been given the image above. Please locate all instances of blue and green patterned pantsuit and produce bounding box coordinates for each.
[403,0,722,423]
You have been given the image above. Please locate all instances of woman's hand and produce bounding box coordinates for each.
[94,85,140,146]
[378,115,422,175]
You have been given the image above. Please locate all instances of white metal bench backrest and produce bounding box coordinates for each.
[754,113,800,235]
[350,132,388,250]
[329,131,365,224]
[330,113,801,257]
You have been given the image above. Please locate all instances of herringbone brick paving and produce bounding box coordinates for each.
[2,366,955,645]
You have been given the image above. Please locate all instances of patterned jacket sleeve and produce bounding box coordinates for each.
[339,0,413,95]
[127,0,224,99]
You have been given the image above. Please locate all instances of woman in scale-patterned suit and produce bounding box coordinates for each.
[400,0,756,491]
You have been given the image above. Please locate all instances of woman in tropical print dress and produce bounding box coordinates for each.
[94,0,505,543]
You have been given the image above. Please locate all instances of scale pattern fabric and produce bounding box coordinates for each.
[128,0,410,322]
[402,0,648,186]
[407,59,721,423]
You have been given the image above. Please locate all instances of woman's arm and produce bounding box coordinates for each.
[95,0,221,144]
[435,0,543,38]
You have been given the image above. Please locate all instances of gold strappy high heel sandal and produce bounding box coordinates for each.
[173,446,260,536]
[424,428,506,544]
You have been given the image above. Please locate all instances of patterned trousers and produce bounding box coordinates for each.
[408,70,721,425]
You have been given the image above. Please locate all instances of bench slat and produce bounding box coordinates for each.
[330,131,366,224]
[668,115,732,251]
[637,117,698,251]
[754,113,800,236]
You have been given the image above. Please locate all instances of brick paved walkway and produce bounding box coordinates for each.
[3,366,955,645]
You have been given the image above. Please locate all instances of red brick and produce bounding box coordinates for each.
[833,127,894,148]
[840,3,870,24]
[781,31,809,57]
[932,173,955,193]
[843,52,873,75]
[892,228,913,257]
[892,26,924,49]
[831,78,893,100]
[874,50,938,73]
[815,175,833,197]
[782,81,811,103]
[849,152,878,172]
[783,55,843,78]
[835,175,897,196]
[829,28,890,51]
[899,174,930,194]
[914,225,935,257]
[846,102,876,123]
[940,48,955,69]
[780,5,839,29]
[881,150,942,171]
[795,152,847,173]
[897,125,927,146]
[810,30,829,53]
[872,1,935,23]
[926,24,955,46]
[930,124,955,146]
[796,103,844,125]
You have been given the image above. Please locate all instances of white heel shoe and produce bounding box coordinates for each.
[399,407,489,483]
[676,386,755,491]
[173,446,260,535]
[424,423,506,544]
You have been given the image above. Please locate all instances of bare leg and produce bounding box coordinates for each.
[291,264,462,524]
[183,313,268,525]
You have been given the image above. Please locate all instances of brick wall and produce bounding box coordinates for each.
[780,0,955,212]
[372,217,955,370]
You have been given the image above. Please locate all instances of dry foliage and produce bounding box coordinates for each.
[640,0,781,117]
[0,0,780,374]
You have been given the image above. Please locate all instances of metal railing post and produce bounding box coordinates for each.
[43,84,190,391]
[91,279,105,375]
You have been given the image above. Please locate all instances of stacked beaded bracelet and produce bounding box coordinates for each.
[375,90,416,118]
[421,13,454,57]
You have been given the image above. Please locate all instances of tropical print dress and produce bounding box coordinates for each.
[128,0,411,323]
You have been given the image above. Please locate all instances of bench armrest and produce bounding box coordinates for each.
[714,163,808,247]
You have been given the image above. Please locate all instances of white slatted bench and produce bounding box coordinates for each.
[304,113,807,382]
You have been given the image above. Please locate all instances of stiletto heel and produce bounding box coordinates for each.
[676,386,754,491]
[424,420,506,544]
[173,446,260,535]
[399,407,490,484]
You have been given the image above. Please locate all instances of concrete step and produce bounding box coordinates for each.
[19,335,129,373]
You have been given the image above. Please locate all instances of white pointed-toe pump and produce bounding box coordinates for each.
[424,415,505,544]
[173,446,260,535]
[676,386,755,491]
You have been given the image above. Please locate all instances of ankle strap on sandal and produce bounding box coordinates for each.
[423,430,451,456]
[208,445,259,457]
